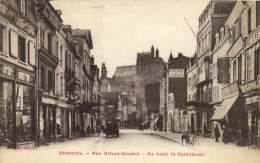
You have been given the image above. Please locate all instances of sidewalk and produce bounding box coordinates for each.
[145,129,260,155]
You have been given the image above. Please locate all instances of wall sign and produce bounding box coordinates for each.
[0,3,36,37]
[169,69,184,78]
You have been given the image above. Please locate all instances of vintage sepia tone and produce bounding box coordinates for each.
[0,0,260,162]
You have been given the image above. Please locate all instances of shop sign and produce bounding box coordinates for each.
[18,71,34,84]
[169,69,184,78]
[241,81,258,94]
[0,3,36,37]
[0,64,14,78]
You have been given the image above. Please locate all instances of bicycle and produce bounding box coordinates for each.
[190,135,199,147]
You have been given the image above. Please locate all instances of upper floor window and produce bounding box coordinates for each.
[40,28,45,47]
[60,45,63,66]
[255,48,260,78]
[48,70,53,91]
[248,8,251,34]
[20,0,26,14]
[18,36,26,62]
[0,26,3,52]
[233,60,237,82]
[56,41,59,56]
[48,33,52,52]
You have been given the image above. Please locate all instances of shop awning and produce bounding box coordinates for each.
[211,95,239,121]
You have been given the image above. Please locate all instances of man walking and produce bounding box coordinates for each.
[214,124,220,142]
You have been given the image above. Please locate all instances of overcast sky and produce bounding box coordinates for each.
[51,0,209,77]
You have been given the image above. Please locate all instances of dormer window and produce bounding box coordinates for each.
[20,0,26,14]
[215,33,219,47]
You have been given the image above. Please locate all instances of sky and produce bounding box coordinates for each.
[51,0,209,77]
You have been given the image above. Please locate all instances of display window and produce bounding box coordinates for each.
[0,80,14,145]
[16,84,33,142]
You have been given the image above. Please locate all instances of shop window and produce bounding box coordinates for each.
[18,36,26,63]
[20,0,26,14]
[0,80,14,145]
[48,70,53,91]
[40,28,45,48]
[16,84,33,142]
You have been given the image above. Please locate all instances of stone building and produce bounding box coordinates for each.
[0,0,38,148]
[186,0,236,137]
[100,46,164,127]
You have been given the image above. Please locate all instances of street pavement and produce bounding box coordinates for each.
[0,129,259,163]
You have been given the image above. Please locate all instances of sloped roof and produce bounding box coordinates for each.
[72,29,93,49]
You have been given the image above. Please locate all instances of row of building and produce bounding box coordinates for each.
[160,0,260,145]
[0,0,102,149]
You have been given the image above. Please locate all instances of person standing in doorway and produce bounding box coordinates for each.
[214,124,220,142]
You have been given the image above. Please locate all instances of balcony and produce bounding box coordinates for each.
[38,46,59,68]
[222,82,239,98]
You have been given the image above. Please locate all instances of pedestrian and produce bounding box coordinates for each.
[203,123,207,137]
[214,124,220,142]
[97,125,101,137]
[87,125,90,136]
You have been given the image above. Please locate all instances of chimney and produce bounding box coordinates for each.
[101,63,107,78]
[90,55,94,65]
[151,45,154,57]
[56,10,62,16]
[156,48,159,58]
[178,52,183,58]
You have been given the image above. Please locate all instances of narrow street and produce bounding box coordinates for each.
[1,129,259,163]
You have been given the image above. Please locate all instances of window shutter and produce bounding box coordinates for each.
[9,30,18,58]
[217,58,230,84]
[28,41,35,66]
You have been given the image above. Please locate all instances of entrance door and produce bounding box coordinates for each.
[191,114,194,134]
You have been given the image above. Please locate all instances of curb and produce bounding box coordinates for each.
[150,133,181,144]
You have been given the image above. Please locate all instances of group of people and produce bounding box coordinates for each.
[86,125,104,137]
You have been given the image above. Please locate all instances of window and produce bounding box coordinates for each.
[255,48,260,78]
[60,45,63,66]
[238,56,242,84]
[48,33,52,52]
[16,84,33,142]
[257,2,260,27]
[248,8,251,34]
[48,70,53,91]
[0,26,3,52]
[18,36,26,62]
[41,67,45,89]
[20,0,26,14]
[233,60,237,82]
[40,28,45,47]
[56,41,59,56]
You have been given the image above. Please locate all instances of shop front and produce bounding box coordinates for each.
[0,63,36,148]
[241,79,260,147]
